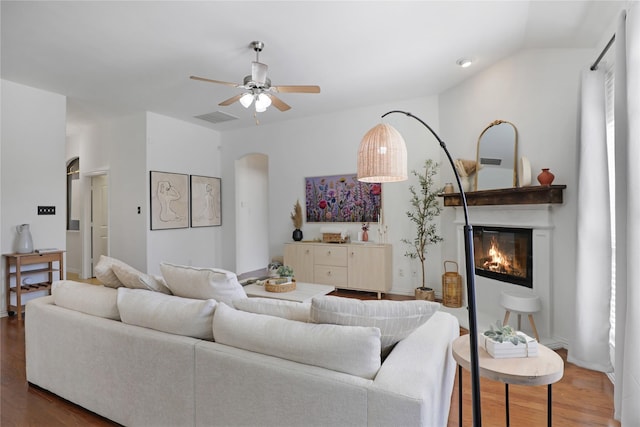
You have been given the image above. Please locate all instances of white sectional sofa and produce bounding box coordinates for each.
[25,273,459,427]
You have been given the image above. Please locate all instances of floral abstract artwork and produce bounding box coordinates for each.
[305,174,381,222]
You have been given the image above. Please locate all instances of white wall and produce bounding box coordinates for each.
[146,112,222,275]
[1,80,67,315]
[66,111,221,277]
[80,112,147,272]
[221,96,442,295]
[439,48,593,344]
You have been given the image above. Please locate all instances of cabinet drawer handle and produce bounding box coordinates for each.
[327,271,332,276]
[327,251,331,255]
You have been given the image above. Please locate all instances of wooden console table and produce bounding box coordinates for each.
[284,242,392,299]
[453,334,564,426]
[4,251,65,320]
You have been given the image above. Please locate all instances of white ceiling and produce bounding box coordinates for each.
[0,1,626,131]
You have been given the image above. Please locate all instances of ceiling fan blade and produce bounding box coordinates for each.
[252,62,268,85]
[269,94,291,112]
[218,94,244,106]
[190,75,239,88]
[272,85,321,94]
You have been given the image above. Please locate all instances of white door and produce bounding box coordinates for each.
[91,175,109,277]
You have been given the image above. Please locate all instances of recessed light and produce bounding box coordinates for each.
[456,58,473,68]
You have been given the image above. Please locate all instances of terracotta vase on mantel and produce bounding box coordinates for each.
[537,168,555,186]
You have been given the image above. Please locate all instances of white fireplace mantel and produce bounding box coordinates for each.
[443,204,560,348]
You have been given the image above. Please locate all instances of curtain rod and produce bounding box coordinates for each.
[591,34,616,70]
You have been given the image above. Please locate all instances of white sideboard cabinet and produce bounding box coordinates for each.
[284,242,392,299]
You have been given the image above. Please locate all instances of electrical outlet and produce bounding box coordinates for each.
[38,206,56,215]
[399,269,404,277]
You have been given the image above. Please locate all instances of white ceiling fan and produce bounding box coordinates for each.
[191,41,320,113]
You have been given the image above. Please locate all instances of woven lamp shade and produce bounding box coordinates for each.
[357,123,408,183]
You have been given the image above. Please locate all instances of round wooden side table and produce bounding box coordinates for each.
[452,334,564,426]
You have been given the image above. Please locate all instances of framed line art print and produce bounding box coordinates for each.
[190,175,221,227]
[150,171,189,230]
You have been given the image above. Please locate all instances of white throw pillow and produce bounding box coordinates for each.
[138,274,172,295]
[213,303,381,379]
[159,262,246,305]
[117,288,217,340]
[111,263,151,290]
[310,296,440,356]
[52,280,120,321]
[94,255,124,288]
[101,260,172,295]
[232,297,311,322]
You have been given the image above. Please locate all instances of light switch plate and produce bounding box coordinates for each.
[38,206,56,215]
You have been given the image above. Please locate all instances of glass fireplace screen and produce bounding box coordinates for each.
[473,226,533,288]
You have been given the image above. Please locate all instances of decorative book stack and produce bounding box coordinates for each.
[484,333,539,359]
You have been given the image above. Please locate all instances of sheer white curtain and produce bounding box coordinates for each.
[615,7,640,424]
[573,7,640,422]
[569,67,613,372]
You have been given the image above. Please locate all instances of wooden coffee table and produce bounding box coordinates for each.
[453,334,564,426]
[243,281,335,303]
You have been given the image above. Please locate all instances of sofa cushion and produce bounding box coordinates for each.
[117,288,217,340]
[232,297,311,322]
[310,296,440,356]
[52,280,120,320]
[159,262,246,305]
[213,303,381,379]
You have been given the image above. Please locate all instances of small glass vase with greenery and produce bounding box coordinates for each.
[401,159,443,295]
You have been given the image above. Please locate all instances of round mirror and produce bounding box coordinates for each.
[474,120,517,190]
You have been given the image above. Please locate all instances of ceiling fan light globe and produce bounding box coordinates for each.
[239,93,254,108]
[255,93,272,111]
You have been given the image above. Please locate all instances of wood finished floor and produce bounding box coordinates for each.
[1,287,620,426]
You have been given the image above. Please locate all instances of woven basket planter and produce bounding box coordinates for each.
[415,287,435,301]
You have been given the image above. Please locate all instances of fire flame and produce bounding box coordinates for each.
[483,237,510,273]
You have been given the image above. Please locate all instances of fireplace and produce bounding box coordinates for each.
[473,226,533,288]
[452,205,554,345]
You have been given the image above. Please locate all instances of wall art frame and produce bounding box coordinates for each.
[190,175,222,227]
[305,173,381,223]
[150,171,189,230]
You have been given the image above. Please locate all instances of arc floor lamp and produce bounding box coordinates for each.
[357,110,482,426]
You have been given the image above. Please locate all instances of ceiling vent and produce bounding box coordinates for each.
[194,111,239,124]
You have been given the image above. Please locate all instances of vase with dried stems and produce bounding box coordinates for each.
[290,200,303,241]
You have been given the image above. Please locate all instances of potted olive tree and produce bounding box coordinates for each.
[401,159,443,300]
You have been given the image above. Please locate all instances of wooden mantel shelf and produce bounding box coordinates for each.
[439,185,566,207]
